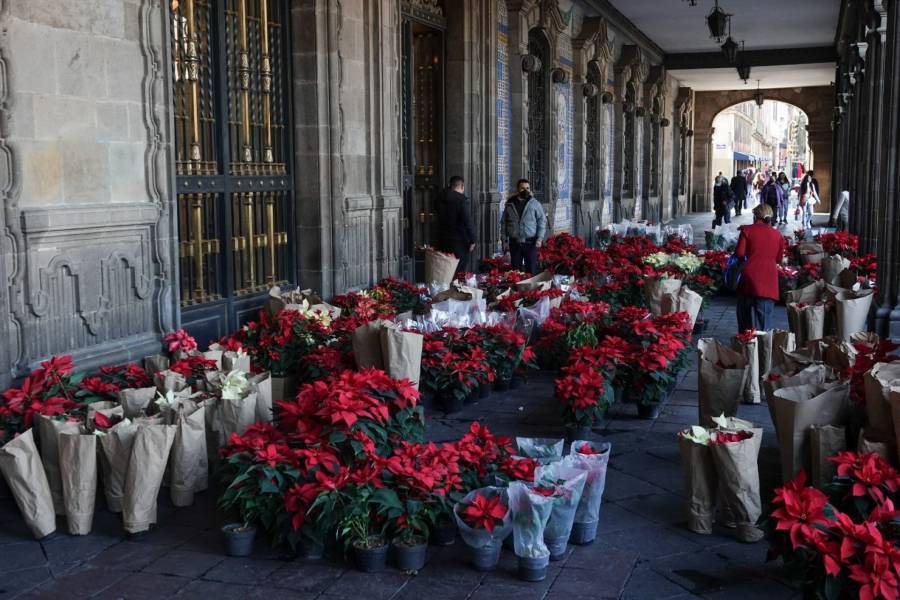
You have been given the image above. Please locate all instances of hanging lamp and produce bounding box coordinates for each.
[706,1,729,42]
[720,17,739,63]
[753,80,764,106]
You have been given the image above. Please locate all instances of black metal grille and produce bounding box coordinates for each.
[527,30,549,201]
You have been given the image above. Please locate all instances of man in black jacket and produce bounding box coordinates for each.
[436,175,476,273]
[730,170,747,216]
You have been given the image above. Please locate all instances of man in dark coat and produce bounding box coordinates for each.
[760,175,780,224]
[730,171,747,216]
[436,175,476,273]
[712,176,733,226]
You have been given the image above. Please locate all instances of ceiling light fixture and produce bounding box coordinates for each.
[706,0,730,42]
[736,41,750,83]
[754,80,764,106]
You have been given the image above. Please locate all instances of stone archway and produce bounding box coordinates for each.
[691,86,833,213]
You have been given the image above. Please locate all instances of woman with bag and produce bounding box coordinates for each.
[734,204,785,332]
[799,171,820,229]
[776,172,791,226]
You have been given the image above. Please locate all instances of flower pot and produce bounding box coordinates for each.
[467,542,502,571]
[613,386,624,404]
[463,389,479,405]
[564,425,592,444]
[353,537,388,573]
[517,554,550,582]
[441,393,465,414]
[546,535,569,561]
[479,382,492,399]
[569,520,598,545]
[222,523,256,557]
[637,402,660,420]
[494,378,511,391]
[429,519,457,546]
[297,536,324,560]
[393,538,427,572]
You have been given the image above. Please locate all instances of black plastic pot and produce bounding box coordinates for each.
[569,520,598,545]
[564,425,592,444]
[222,523,256,557]
[297,536,324,559]
[517,554,550,582]
[442,393,465,414]
[353,537,388,572]
[546,535,568,561]
[637,402,660,420]
[393,538,427,572]
[468,542,502,571]
[429,519,457,546]
[494,377,511,391]
[463,389,479,405]
[479,382,492,399]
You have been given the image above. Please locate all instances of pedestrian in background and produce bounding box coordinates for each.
[799,171,820,229]
[713,175,733,226]
[831,190,850,231]
[730,171,747,216]
[735,204,784,331]
[502,178,546,274]
[436,175,476,274]
[760,174,780,224]
[776,172,791,225]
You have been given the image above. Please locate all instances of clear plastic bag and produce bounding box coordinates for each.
[453,486,512,549]
[568,441,612,523]
[508,481,554,558]
[534,459,588,554]
[517,296,551,328]
[515,437,564,465]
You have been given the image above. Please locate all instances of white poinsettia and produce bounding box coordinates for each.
[682,425,711,445]
[642,252,671,269]
[673,252,702,274]
[155,389,178,409]
[220,369,250,400]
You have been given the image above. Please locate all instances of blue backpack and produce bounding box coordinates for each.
[723,254,747,292]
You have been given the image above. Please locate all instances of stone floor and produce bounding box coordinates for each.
[0,291,801,600]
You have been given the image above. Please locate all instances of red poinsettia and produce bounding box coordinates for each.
[735,329,758,345]
[770,471,831,550]
[164,329,197,353]
[830,452,900,504]
[458,492,508,532]
[501,456,537,482]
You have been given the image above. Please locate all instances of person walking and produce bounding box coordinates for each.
[799,170,820,229]
[435,175,476,273]
[502,178,546,274]
[760,174,780,225]
[776,172,791,225]
[712,175,733,226]
[831,190,850,231]
[730,171,747,216]
[734,204,785,332]
[744,168,754,210]
[752,172,766,205]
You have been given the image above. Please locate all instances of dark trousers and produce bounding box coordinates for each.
[734,197,744,215]
[737,294,774,332]
[509,239,538,274]
[713,203,731,227]
[439,240,470,274]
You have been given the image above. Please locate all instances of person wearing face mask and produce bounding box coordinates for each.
[502,179,547,274]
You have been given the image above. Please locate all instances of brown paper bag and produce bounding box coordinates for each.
[697,338,749,427]
[643,277,683,316]
[731,335,761,404]
[117,387,158,419]
[424,249,459,286]
[765,364,832,410]
[787,303,825,348]
[868,363,900,440]
[97,421,138,512]
[222,350,252,374]
[772,383,851,482]
[821,340,857,372]
[143,354,170,376]
[798,242,825,265]
[661,286,703,329]
[756,331,774,380]
[380,326,423,389]
[710,429,764,542]
[153,370,188,394]
[170,403,207,507]
[770,330,797,370]
[809,425,846,488]
[218,392,258,447]
[784,280,825,305]
[0,430,56,539]
[821,255,851,285]
[123,424,176,534]
[36,415,81,515]
[432,286,474,303]
[515,270,554,292]
[678,435,717,534]
[86,402,124,431]
[834,289,874,341]
[352,320,390,369]
[249,372,273,423]
[59,433,97,535]
[271,375,297,403]
[858,428,896,464]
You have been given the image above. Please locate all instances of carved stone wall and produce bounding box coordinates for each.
[0,0,175,387]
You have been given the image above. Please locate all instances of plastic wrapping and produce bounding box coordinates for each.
[508,481,554,559]
[568,441,612,523]
[517,297,551,329]
[515,437,564,465]
[452,486,512,548]
[534,459,588,557]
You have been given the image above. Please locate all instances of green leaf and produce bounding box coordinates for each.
[372,488,403,512]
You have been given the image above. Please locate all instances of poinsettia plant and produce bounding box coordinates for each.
[0,355,81,443]
[555,346,614,428]
[457,490,508,533]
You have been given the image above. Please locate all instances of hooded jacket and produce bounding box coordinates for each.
[502,194,547,242]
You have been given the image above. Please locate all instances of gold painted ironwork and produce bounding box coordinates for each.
[238,0,253,163]
[184,0,201,165]
[178,193,221,305]
[264,193,277,283]
[260,0,274,163]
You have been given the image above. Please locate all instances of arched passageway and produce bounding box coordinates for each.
[690,86,833,213]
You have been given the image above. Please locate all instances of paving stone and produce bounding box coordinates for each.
[391,577,480,600]
[622,565,691,599]
[174,580,254,599]
[86,541,171,572]
[265,561,346,593]
[420,547,489,584]
[21,564,129,599]
[549,554,637,597]
[0,567,52,599]
[600,525,703,559]
[700,577,800,599]
[617,492,689,528]
[242,585,319,600]
[0,541,46,574]
[467,582,551,600]
[43,532,122,575]
[649,549,759,595]
[596,502,658,534]
[201,557,284,585]
[93,572,191,599]
[319,569,410,600]
[143,550,224,579]
[604,469,668,501]
[0,516,38,545]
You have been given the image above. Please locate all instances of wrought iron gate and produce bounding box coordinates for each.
[170,0,294,343]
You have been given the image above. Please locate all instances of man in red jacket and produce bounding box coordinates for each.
[734,204,785,332]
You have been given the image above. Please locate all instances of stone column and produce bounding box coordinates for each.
[691,127,712,213]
